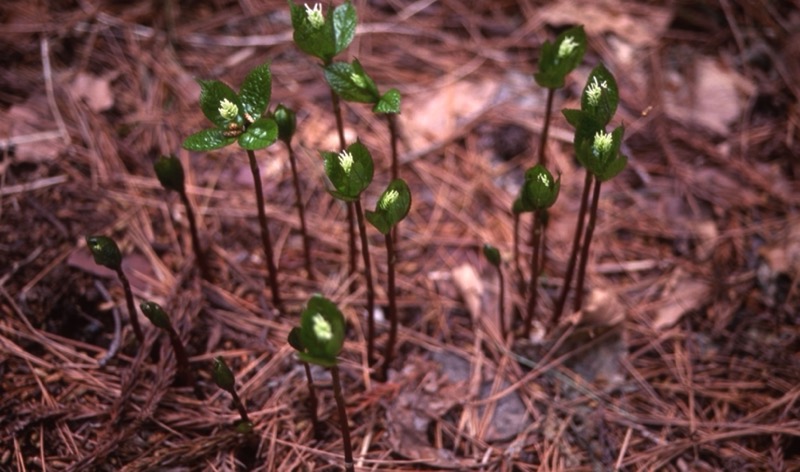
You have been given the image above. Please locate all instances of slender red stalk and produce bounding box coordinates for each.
[116,269,144,343]
[573,179,602,312]
[381,232,398,381]
[246,149,283,313]
[328,87,358,283]
[330,365,355,472]
[178,189,211,281]
[353,199,376,367]
[286,141,315,281]
[302,362,323,439]
[524,211,543,338]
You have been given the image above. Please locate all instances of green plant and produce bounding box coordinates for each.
[287,326,323,439]
[211,356,253,433]
[320,141,377,367]
[153,155,211,281]
[86,235,144,344]
[140,300,194,386]
[274,104,315,281]
[482,244,506,341]
[290,294,354,472]
[289,0,359,283]
[366,179,411,380]
[182,62,284,313]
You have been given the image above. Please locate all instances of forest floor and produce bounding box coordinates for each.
[1,0,799,470]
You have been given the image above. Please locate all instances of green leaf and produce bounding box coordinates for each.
[580,64,619,127]
[373,88,401,114]
[198,80,242,129]
[140,301,171,330]
[288,327,304,352]
[365,179,411,235]
[332,1,357,56]
[521,164,560,210]
[234,419,254,434]
[483,244,501,267]
[289,1,337,61]
[324,60,379,104]
[321,141,374,201]
[86,235,122,271]
[562,108,604,153]
[576,125,627,181]
[212,356,236,391]
[239,63,272,120]
[153,155,185,193]
[273,104,296,143]
[512,196,527,214]
[238,117,278,150]
[298,294,345,367]
[534,25,586,89]
[183,128,237,151]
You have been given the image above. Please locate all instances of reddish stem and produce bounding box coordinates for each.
[573,179,602,312]
[286,141,315,281]
[381,231,398,382]
[116,268,144,344]
[353,199,376,368]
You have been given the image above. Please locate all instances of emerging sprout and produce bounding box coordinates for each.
[153,155,185,194]
[273,104,296,143]
[211,356,253,433]
[141,301,194,387]
[483,244,507,341]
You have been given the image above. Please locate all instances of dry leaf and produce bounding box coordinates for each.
[653,274,711,330]
[70,72,116,113]
[452,263,483,322]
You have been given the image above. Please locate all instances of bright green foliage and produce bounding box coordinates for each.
[293,295,346,368]
[534,25,586,89]
[366,179,411,235]
[140,301,171,330]
[289,1,357,63]
[321,141,374,202]
[579,64,619,127]
[325,59,380,103]
[273,104,297,143]
[483,244,501,267]
[86,236,122,271]
[212,356,236,392]
[575,125,628,182]
[373,88,401,114]
[183,63,278,152]
[520,164,560,211]
[153,155,185,193]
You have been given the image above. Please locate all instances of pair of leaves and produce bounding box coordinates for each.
[289,1,357,63]
[534,25,586,89]
[366,179,411,235]
[288,295,346,368]
[513,164,560,213]
[575,125,628,182]
[325,59,402,114]
[321,141,374,201]
[86,235,122,271]
[183,63,278,152]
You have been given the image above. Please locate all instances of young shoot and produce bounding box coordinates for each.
[182,63,285,313]
[211,356,253,434]
[482,244,507,341]
[86,235,144,344]
[320,141,377,367]
[290,295,354,472]
[153,155,211,281]
[140,300,194,387]
[366,179,411,380]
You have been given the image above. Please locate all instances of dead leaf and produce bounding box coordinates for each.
[70,72,116,113]
[653,272,711,330]
[452,263,483,322]
[579,288,625,328]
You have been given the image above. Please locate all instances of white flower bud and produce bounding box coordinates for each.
[593,130,613,156]
[305,3,324,29]
[312,313,333,341]
[338,150,354,174]
[558,36,578,58]
[218,98,238,121]
[586,76,608,107]
[380,189,400,209]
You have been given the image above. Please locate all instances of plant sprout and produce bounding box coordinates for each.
[320,141,377,367]
[140,300,193,387]
[86,235,144,344]
[274,104,315,281]
[290,295,354,472]
[289,0,359,284]
[211,356,253,434]
[366,179,411,380]
[153,155,211,281]
[555,64,626,321]
[482,244,506,341]
[182,62,284,313]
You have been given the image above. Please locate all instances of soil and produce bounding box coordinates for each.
[1,0,799,470]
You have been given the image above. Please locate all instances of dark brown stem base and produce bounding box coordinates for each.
[354,200,376,368]
[246,149,284,313]
[178,189,212,282]
[524,211,543,338]
[303,362,323,440]
[330,365,355,472]
[116,269,144,344]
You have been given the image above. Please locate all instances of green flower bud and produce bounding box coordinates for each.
[140,301,171,330]
[521,164,560,210]
[86,235,122,271]
[153,155,185,193]
[212,356,235,391]
[482,244,501,267]
[273,104,296,143]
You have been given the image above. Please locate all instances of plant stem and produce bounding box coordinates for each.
[246,149,284,313]
[302,362,323,439]
[381,232,398,382]
[512,213,525,331]
[229,387,251,425]
[330,364,355,472]
[116,268,144,343]
[387,114,399,181]
[552,171,593,325]
[165,323,193,386]
[495,263,506,342]
[353,199,376,367]
[538,88,555,167]
[328,86,358,285]
[286,141,315,281]
[524,211,543,338]
[178,188,211,281]
[573,178,602,313]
